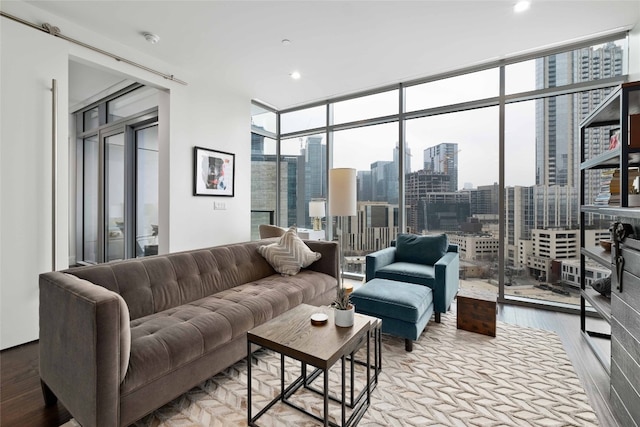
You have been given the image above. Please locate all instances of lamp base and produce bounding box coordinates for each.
[313,217,322,231]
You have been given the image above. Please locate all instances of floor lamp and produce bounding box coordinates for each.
[329,168,357,288]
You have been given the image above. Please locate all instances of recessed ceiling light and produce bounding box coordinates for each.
[282,39,292,46]
[290,71,301,80]
[143,32,160,44]
[514,1,530,13]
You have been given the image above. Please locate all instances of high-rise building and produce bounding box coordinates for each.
[251,131,265,155]
[370,160,393,202]
[395,143,412,176]
[505,186,534,268]
[303,136,326,216]
[417,193,471,232]
[357,170,373,202]
[533,184,579,229]
[250,152,303,233]
[405,169,452,233]
[505,42,625,282]
[535,42,624,198]
[423,142,459,192]
[474,183,500,216]
[250,135,326,234]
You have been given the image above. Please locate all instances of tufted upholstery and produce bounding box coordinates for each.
[68,241,277,320]
[121,270,334,394]
[39,239,339,427]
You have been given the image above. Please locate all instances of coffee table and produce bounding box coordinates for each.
[247,304,378,427]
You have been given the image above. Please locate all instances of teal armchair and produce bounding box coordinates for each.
[365,233,460,323]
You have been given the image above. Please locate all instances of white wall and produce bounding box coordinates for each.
[167,75,251,252]
[0,3,251,349]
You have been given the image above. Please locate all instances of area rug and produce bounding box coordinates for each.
[63,314,599,427]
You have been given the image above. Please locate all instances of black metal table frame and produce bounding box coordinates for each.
[247,328,373,427]
[304,322,382,407]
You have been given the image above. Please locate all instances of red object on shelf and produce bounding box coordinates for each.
[609,130,620,150]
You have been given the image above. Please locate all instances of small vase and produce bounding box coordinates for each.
[334,305,355,327]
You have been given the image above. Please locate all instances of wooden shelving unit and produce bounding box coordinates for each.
[579,81,640,426]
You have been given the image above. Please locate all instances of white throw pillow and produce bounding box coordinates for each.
[258,226,322,275]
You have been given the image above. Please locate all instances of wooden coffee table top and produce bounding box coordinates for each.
[248,304,371,369]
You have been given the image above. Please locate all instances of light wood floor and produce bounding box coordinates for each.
[1,300,619,427]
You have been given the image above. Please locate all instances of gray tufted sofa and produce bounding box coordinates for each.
[38,239,338,427]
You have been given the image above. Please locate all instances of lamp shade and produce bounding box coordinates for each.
[329,168,357,216]
[309,200,326,218]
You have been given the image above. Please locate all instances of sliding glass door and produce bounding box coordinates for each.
[135,124,159,257]
[105,131,126,261]
[74,84,159,264]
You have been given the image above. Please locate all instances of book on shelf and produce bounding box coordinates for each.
[608,168,639,196]
[595,170,614,205]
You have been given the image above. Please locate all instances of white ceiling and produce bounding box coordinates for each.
[20,1,640,110]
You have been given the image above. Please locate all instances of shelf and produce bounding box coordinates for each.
[581,206,640,219]
[581,81,640,128]
[581,330,611,375]
[582,246,613,268]
[579,82,640,384]
[581,205,618,215]
[581,287,612,324]
[580,147,640,170]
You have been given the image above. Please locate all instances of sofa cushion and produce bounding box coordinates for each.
[121,269,335,394]
[258,226,321,275]
[375,262,436,288]
[395,233,448,265]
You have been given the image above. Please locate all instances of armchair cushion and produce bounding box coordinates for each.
[395,233,448,265]
[375,262,435,288]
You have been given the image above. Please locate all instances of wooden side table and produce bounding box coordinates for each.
[456,288,497,337]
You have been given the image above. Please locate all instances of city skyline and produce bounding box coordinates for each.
[255,40,624,193]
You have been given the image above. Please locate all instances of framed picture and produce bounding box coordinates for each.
[193,146,235,197]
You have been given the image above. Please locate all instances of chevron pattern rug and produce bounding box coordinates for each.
[63,314,599,427]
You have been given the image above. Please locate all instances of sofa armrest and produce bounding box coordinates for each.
[365,247,397,282]
[39,271,130,427]
[304,240,340,279]
[434,251,460,313]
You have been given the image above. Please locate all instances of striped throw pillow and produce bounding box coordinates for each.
[258,226,321,276]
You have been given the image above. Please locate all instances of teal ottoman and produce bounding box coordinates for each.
[351,278,434,351]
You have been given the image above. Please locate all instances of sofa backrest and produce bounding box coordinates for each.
[65,240,275,320]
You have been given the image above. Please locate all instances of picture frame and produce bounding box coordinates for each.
[193,146,235,197]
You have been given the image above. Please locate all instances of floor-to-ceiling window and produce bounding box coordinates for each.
[405,106,499,283]
[503,38,626,306]
[333,121,399,275]
[251,103,278,240]
[74,84,159,264]
[250,31,628,311]
[279,134,327,230]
